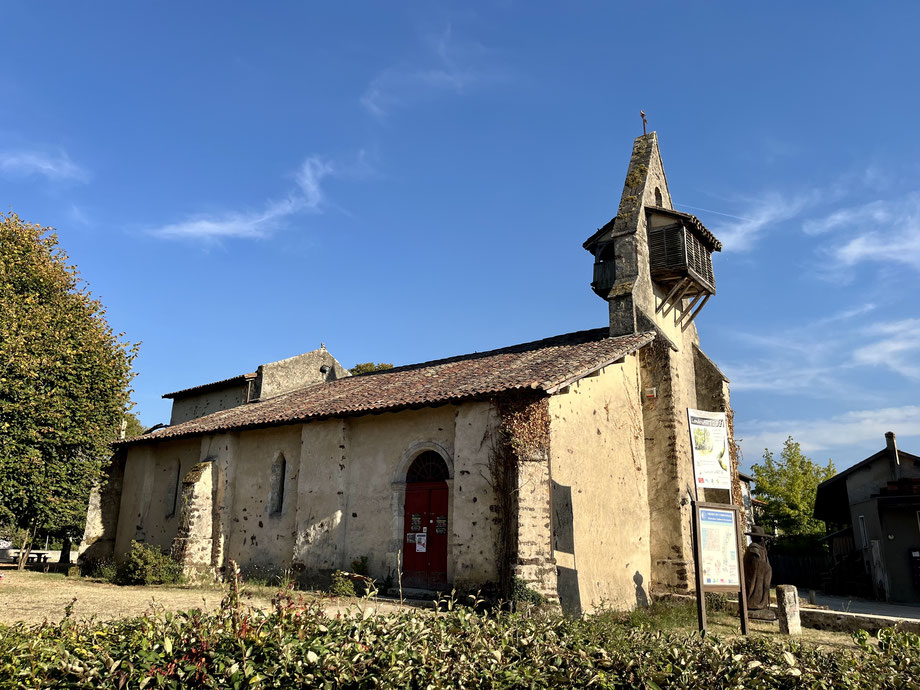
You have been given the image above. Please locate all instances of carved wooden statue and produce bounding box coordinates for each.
[743,525,774,617]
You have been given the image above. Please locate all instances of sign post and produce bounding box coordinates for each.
[692,502,748,635]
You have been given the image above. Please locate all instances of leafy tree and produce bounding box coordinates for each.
[751,436,836,536]
[122,411,145,440]
[0,213,138,568]
[350,362,394,375]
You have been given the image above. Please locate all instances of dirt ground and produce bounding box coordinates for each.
[0,568,405,625]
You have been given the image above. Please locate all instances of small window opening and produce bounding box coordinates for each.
[270,454,287,515]
[406,451,449,483]
[654,187,663,207]
[858,515,868,548]
[166,460,181,518]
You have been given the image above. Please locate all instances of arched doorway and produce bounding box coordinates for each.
[402,451,449,589]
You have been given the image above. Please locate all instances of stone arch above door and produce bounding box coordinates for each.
[393,441,454,484]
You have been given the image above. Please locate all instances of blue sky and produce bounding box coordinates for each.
[2,2,918,472]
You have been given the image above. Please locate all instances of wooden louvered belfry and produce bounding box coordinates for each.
[644,206,721,327]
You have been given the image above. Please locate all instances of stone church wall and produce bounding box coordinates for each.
[114,438,200,559]
[549,353,651,614]
[226,426,302,570]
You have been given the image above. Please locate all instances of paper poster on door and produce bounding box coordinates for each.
[415,534,427,552]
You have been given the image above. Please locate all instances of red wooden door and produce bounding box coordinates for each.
[402,482,448,589]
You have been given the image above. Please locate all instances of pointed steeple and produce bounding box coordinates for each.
[584,132,720,337]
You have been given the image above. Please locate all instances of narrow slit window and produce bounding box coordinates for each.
[166,460,181,518]
[270,454,287,515]
[858,515,868,548]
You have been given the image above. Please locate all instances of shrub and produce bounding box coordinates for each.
[329,570,356,597]
[80,557,118,582]
[510,576,547,607]
[350,555,369,576]
[113,541,182,585]
[0,591,917,688]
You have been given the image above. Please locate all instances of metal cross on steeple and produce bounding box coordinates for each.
[640,110,648,136]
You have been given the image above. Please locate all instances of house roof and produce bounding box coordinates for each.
[163,372,258,399]
[124,328,655,446]
[814,445,920,524]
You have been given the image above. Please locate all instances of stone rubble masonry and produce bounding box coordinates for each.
[256,348,350,400]
[777,584,802,635]
[513,448,559,604]
[170,460,214,577]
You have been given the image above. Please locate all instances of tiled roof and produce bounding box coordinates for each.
[125,328,655,446]
[162,372,258,399]
[645,206,723,251]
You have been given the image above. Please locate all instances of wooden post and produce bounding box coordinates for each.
[692,503,708,634]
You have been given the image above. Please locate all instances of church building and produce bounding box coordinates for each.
[80,131,741,614]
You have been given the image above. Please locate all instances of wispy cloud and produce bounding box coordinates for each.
[804,193,920,271]
[0,150,88,182]
[151,155,336,241]
[708,192,810,252]
[853,318,920,380]
[722,304,877,397]
[738,405,920,457]
[802,199,891,236]
[361,25,494,118]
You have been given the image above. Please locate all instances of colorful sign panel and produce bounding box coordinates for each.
[699,508,740,587]
[688,408,730,490]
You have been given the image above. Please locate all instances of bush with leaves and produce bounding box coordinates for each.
[0,574,917,688]
[113,541,182,586]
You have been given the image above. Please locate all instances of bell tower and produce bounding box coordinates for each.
[583,132,721,338]
[583,130,737,594]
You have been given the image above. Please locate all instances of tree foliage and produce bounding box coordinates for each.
[349,362,394,375]
[122,411,145,440]
[0,213,137,564]
[751,436,836,536]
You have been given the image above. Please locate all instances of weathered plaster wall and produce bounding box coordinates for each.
[291,403,499,588]
[79,452,126,562]
[258,349,349,399]
[448,402,501,589]
[113,439,199,559]
[170,385,250,425]
[322,406,456,581]
[227,426,302,570]
[549,354,651,614]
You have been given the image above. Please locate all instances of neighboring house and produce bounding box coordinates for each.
[814,432,920,603]
[80,131,742,614]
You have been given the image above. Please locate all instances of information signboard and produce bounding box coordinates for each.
[699,508,741,587]
[691,502,748,635]
[688,409,730,490]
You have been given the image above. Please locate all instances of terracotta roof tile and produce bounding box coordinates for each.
[124,328,654,446]
[162,373,258,399]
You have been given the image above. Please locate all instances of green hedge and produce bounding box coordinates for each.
[0,592,917,688]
